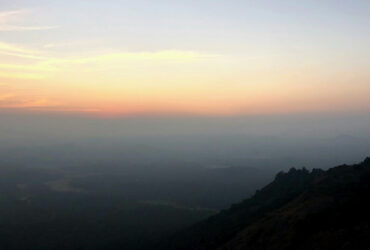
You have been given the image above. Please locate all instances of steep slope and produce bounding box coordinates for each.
[162,158,370,250]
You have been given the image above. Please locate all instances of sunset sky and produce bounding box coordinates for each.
[0,0,369,117]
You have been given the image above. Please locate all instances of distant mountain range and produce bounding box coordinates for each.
[161,158,370,250]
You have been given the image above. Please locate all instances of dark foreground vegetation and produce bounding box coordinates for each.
[163,158,370,250]
[1,157,370,249]
[0,161,269,250]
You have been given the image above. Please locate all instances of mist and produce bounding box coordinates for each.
[1,111,370,170]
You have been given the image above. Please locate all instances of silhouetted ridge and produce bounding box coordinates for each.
[161,158,370,250]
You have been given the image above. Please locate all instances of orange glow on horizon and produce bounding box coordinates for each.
[1,5,369,117]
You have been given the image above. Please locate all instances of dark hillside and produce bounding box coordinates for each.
[162,158,370,250]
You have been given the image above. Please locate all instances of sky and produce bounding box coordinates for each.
[0,0,369,117]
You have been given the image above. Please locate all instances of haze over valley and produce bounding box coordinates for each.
[0,1,370,249]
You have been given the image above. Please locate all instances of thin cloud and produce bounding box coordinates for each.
[0,10,28,23]
[45,50,217,65]
[0,9,57,32]
[0,51,45,59]
[0,93,98,112]
[0,96,61,109]
[43,40,96,49]
[0,86,62,110]
[0,62,54,71]
[0,71,46,80]
[0,41,44,60]
[0,25,58,31]
[0,93,15,101]
[0,41,37,54]
[0,48,217,80]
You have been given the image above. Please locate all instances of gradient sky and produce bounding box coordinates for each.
[0,0,369,117]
